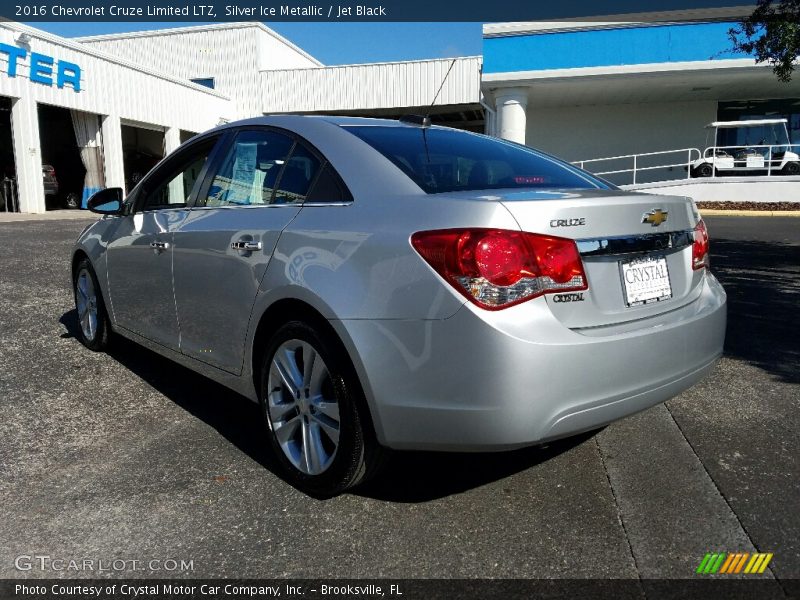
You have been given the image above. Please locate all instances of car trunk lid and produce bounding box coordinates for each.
[490,188,704,329]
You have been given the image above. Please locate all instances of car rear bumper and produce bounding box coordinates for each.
[338,271,726,451]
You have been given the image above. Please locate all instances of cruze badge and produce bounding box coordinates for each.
[550,218,586,228]
[642,209,668,227]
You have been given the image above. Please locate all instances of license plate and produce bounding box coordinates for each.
[620,255,672,307]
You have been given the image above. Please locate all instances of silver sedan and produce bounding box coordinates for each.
[73,116,727,495]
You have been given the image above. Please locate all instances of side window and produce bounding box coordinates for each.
[305,163,353,203]
[272,142,321,205]
[203,130,294,207]
[140,138,218,211]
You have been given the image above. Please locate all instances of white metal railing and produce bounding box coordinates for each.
[574,148,702,186]
[574,144,796,185]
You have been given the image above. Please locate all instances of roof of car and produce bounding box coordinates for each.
[314,115,416,127]
[214,114,453,133]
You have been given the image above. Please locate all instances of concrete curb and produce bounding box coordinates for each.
[699,209,800,217]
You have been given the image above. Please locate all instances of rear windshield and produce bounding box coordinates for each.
[343,125,611,194]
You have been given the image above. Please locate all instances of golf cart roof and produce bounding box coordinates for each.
[707,119,788,128]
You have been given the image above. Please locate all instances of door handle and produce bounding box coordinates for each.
[150,241,170,250]
[231,240,262,251]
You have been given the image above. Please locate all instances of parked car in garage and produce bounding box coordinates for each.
[72,116,727,496]
[42,164,59,198]
[42,164,80,209]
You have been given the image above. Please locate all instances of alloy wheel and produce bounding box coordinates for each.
[75,268,98,342]
[266,339,341,476]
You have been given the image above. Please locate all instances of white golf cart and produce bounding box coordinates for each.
[690,118,799,177]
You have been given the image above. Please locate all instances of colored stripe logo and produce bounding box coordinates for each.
[696,552,773,574]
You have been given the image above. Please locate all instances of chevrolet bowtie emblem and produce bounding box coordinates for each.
[642,209,668,227]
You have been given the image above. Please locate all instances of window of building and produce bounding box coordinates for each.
[190,78,215,89]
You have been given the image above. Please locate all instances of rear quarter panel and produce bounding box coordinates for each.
[259,194,520,320]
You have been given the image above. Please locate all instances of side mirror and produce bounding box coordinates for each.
[87,188,124,215]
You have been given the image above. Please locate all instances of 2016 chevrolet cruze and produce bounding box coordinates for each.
[73,116,727,495]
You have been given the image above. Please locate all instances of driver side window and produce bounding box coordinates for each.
[140,137,219,211]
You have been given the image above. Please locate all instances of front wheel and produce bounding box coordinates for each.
[259,320,383,496]
[73,259,111,351]
[694,163,714,177]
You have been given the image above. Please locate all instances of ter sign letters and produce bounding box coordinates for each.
[0,43,81,92]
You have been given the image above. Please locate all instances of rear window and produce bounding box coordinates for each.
[343,125,611,194]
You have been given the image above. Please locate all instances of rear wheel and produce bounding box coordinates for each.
[782,161,800,176]
[73,259,111,351]
[259,320,383,496]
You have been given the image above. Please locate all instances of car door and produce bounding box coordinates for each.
[172,128,323,374]
[105,135,223,350]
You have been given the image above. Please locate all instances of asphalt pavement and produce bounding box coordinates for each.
[0,215,797,590]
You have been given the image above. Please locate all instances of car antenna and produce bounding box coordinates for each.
[399,58,457,129]
[427,58,457,119]
[399,58,459,169]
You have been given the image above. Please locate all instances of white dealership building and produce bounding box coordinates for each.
[1,8,798,213]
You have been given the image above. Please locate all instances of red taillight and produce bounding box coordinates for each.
[473,232,528,286]
[411,228,587,310]
[692,220,710,270]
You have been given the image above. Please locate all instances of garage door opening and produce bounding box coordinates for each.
[122,124,164,194]
[38,104,105,211]
[1,96,17,212]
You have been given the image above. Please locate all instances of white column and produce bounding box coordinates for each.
[495,87,529,145]
[101,114,125,191]
[163,127,184,203]
[164,126,181,156]
[10,95,45,214]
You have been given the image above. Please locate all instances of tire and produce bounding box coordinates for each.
[259,320,384,496]
[73,258,111,351]
[64,192,80,209]
[695,163,714,177]
[782,162,800,176]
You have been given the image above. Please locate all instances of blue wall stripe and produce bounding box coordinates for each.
[483,22,748,74]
